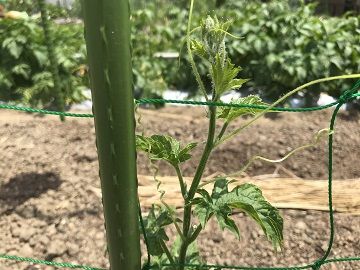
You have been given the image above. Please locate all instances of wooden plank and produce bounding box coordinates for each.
[137,175,360,215]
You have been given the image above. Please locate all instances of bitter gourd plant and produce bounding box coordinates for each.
[136,9,284,270]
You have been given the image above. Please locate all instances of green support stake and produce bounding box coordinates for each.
[82,1,141,270]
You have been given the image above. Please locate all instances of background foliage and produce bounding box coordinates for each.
[222,0,360,105]
[0,0,359,108]
[0,17,88,108]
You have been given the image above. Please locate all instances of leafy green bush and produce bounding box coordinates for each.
[0,17,88,107]
[1,1,201,106]
[1,0,359,107]
[133,0,360,105]
[131,3,186,98]
[130,0,222,97]
[213,0,360,105]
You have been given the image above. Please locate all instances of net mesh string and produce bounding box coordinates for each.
[0,98,342,118]
[0,80,359,270]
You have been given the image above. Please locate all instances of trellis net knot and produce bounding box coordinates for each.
[311,260,323,270]
[338,86,359,104]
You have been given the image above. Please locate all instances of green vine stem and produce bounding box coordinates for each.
[174,164,187,199]
[178,105,217,270]
[161,200,185,241]
[188,224,202,244]
[215,122,229,143]
[159,240,176,266]
[215,74,360,147]
[199,129,332,189]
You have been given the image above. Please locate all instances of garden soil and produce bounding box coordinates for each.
[0,106,359,270]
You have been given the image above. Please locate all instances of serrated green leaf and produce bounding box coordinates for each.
[192,178,283,250]
[136,134,197,167]
[11,64,31,79]
[217,182,283,250]
[330,57,343,70]
[0,70,13,89]
[254,39,262,53]
[217,95,269,123]
[141,205,173,256]
[33,50,48,66]
[172,235,203,266]
[178,142,197,161]
[211,178,229,199]
[156,211,173,227]
[193,179,230,230]
[200,15,231,60]
[193,189,213,227]
[215,212,240,238]
[191,39,208,59]
[188,197,204,206]
[194,204,213,228]
[2,38,23,59]
[210,55,248,96]
[197,189,212,203]
[147,230,168,256]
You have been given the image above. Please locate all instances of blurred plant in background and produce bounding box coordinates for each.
[6,0,72,18]
[0,16,88,108]
[0,0,359,109]
[221,0,360,106]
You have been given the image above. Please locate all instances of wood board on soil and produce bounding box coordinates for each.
[134,175,360,215]
[0,107,359,269]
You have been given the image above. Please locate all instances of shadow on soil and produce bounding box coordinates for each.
[0,172,62,213]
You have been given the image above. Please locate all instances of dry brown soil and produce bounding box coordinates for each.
[0,106,359,270]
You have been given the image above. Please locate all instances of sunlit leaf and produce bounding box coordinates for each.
[11,64,31,79]
[172,235,203,267]
[217,182,284,250]
[210,55,249,96]
[217,95,269,123]
[141,205,173,256]
[192,178,283,250]
[191,39,208,59]
[33,50,48,67]
[2,38,23,59]
[136,134,197,167]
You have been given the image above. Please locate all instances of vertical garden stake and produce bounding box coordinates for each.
[82,1,141,270]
